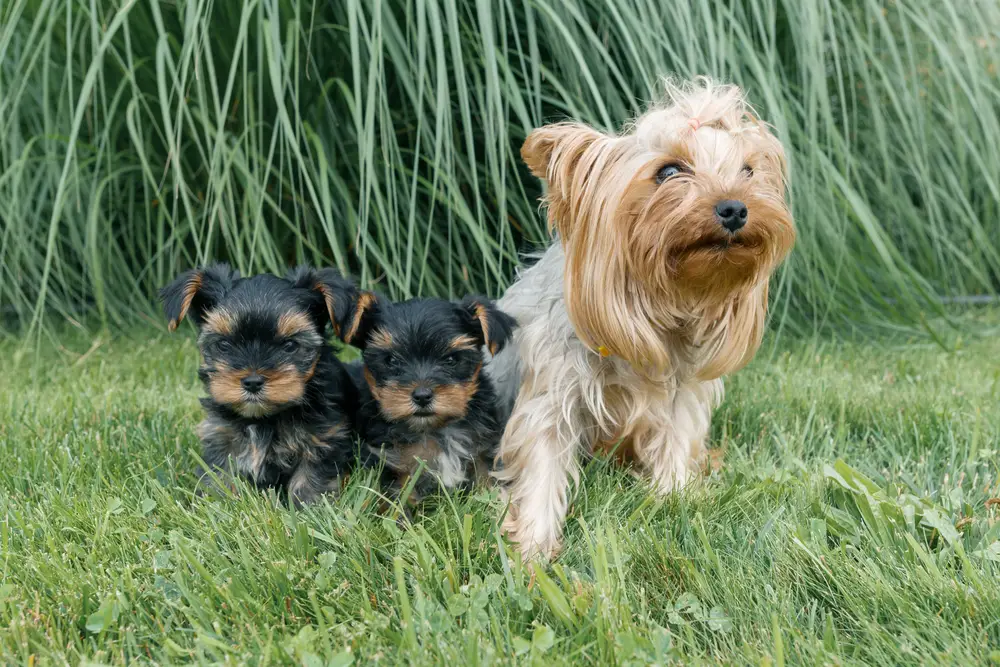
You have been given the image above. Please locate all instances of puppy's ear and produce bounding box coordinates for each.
[160,264,238,331]
[338,290,380,347]
[287,266,379,345]
[521,122,604,182]
[458,296,517,356]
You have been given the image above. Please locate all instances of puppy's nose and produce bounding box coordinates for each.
[241,374,265,394]
[411,387,434,407]
[715,199,748,232]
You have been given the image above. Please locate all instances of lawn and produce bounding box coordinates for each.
[2,321,999,665]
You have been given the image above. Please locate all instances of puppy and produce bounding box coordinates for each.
[488,79,796,559]
[161,264,360,506]
[340,293,516,502]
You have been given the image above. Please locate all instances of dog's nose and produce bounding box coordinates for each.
[411,387,434,407]
[715,199,748,232]
[241,374,265,394]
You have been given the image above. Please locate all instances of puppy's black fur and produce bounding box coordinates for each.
[340,293,517,502]
[160,264,360,505]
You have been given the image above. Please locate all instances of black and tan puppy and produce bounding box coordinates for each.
[160,264,359,505]
[340,294,517,502]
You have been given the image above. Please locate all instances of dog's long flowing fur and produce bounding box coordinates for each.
[488,79,796,559]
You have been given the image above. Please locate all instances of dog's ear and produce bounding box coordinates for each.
[521,122,604,182]
[160,264,238,331]
[458,296,517,356]
[337,290,381,348]
[287,266,379,345]
[522,123,606,240]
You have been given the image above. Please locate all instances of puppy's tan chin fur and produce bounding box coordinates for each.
[234,402,276,418]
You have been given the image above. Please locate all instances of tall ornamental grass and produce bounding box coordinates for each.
[1,0,999,338]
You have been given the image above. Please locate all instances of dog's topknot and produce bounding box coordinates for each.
[630,77,777,153]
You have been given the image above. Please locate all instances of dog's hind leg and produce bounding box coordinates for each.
[494,387,585,560]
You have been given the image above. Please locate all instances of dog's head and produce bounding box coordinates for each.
[160,264,357,418]
[340,293,515,430]
[522,78,795,377]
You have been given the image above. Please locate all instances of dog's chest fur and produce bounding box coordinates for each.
[198,409,344,487]
[486,243,723,450]
[372,426,472,488]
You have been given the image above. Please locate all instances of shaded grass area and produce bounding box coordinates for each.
[2,324,999,664]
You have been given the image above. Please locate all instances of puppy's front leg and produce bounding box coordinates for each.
[495,388,584,560]
[287,459,343,507]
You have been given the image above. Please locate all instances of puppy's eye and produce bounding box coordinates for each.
[215,340,233,354]
[282,340,299,353]
[443,353,458,367]
[384,354,400,370]
[741,164,754,178]
[655,163,685,184]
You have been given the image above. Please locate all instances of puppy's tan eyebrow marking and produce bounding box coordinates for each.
[368,327,393,349]
[448,334,478,351]
[277,311,314,338]
[202,309,235,335]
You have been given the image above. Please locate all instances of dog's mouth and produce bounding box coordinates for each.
[231,391,299,418]
[407,414,440,430]
[234,396,278,418]
[405,410,460,431]
[680,234,750,254]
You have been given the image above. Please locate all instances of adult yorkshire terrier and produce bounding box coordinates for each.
[488,79,796,559]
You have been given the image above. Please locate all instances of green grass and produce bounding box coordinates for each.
[2,0,1000,338]
[3,320,999,664]
[2,0,1000,662]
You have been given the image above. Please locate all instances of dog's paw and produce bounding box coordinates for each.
[502,514,562,562]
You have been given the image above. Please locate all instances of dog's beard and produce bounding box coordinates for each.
[233,396,277,418]
[406,414,445,431]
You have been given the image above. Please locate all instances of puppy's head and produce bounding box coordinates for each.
[523,78,795,377]
[341,294,515,430]
[160,265,357,418]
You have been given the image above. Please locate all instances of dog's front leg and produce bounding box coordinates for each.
[495,388,584,560]
[634,380,720,493]
[287,458,344,507]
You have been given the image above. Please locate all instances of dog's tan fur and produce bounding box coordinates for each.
[488,79,795,559]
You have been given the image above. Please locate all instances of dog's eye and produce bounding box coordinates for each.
[741,163,754,178]
[282,340,299,353]
[655,163,685,184]
[384,354,400,370]
[443,353,458,367]
[215,340,233,354]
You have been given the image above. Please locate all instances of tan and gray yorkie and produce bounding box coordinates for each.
[487,79,796,559]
